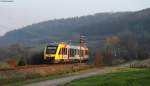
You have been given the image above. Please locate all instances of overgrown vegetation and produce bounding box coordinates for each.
[0,44,45,66]
[0,64,93,86]
[99,32,150,65]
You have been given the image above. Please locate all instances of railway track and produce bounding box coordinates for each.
[0,64,49,71]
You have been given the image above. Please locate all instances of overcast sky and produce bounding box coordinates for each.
[0,0,150,36]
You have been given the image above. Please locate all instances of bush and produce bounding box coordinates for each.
[29,52,44,65]
[7,59,17,67]
[18,58,26,66]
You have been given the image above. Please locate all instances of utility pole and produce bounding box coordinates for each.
[79,34,86,63]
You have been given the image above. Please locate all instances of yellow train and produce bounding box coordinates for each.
[44,42,89,63]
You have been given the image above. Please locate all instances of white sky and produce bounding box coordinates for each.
[0,0,150,36]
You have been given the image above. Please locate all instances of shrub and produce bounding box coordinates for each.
[17,58,26,66]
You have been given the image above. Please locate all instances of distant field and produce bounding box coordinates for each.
[65,68,150,86]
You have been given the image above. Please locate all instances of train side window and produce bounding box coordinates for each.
[79,50,81,56]
[78,49,80,55]
[81,50,82,56]
[72,49,73,56]
[68,48,70,57]
[59,48,65,55]
[75,49,77,55]
[72,49,74,57]
[74,49,76,56]
[82,50,84,57]
[69,49,71,57]
[83,50,84,56]
[64,48,65,55]
[83,50,85,56]
[71,49,74,57]
[85,50,88,55]
[62,48,64,55]
[86,50,89,55]
[65,48,67,55]
[72,49,73,57]
[73,49,75,57]
[64,48,66,55]
[63,48,66,55]
[66,48,68,55]
[76,49,77,55]
[69,49,72,57]
[84,50,85,56]
[75,49,76,55]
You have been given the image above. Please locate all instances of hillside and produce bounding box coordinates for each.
[0,8,150,62]
[0,8,149,47]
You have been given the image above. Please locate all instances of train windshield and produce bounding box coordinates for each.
[46,46,58,54]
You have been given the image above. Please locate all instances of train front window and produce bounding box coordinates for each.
[46,46,58,54]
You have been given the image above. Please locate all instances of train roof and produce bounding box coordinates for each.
[47,42,88,48]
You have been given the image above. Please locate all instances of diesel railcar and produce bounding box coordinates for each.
[44,42,89,63]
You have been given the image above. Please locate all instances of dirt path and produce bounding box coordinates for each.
[24,66,122,86]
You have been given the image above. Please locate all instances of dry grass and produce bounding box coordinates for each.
[0,63,92,85]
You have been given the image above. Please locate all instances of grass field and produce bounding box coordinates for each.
[65,68,150,86]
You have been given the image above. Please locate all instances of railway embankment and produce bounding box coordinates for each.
[0,63,93,86]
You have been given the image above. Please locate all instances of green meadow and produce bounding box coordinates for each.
[65,68,150,86]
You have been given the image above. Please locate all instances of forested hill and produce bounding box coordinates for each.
[0,8,150,48]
